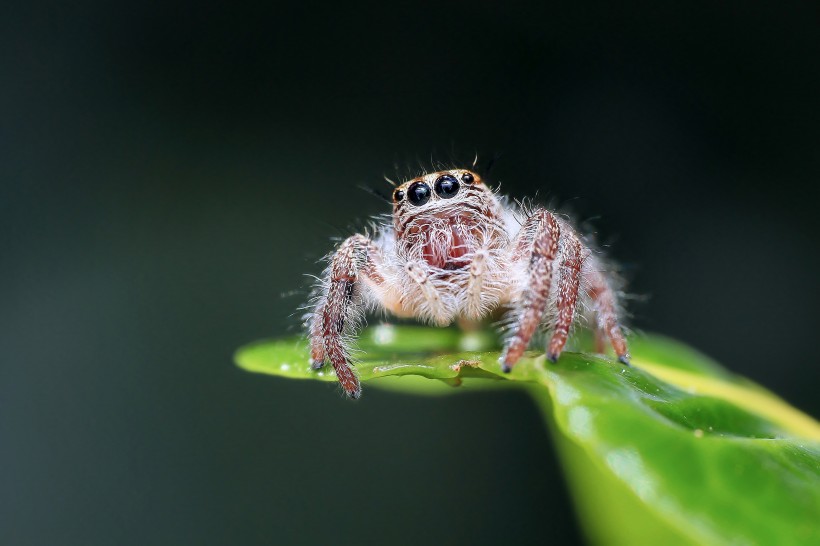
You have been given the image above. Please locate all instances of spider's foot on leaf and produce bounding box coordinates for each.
[310,360,325,370]
[546,352,559,364]
[346,388,362,400]
[340,381,362,400]
[333,362,362,400]
[618,355,631,366]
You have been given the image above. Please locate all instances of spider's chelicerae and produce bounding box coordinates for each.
[306,169,630,398]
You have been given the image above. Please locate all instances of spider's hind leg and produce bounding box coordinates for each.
[585,266,630,365]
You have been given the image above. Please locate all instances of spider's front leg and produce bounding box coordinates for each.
[308,234,386,399]
[500,210,560,371]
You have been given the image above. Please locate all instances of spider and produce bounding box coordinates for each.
[306,169,630,398]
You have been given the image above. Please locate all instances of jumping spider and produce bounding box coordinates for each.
[306,169,630,398]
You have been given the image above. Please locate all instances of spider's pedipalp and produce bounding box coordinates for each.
[405,261,448,324]
[464,249,488,319]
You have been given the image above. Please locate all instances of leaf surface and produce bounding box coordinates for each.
[235,326,820,546]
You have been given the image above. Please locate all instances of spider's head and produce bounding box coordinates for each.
[391,169,494,229]
[391,169,504,266]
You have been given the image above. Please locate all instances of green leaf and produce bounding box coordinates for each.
[235,326,820,546]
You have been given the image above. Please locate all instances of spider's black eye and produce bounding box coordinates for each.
[407,182,431,206]
[393,189,405,202]
[461,172,474,184]
[434,175,460,198]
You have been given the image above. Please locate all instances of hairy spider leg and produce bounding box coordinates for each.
[547,235,583,362]
[500,210,560,371]
[586,268,631,365]
[594,328,607,354]
[309,234,386,398]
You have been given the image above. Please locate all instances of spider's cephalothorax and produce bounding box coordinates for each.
[306,169,630,398]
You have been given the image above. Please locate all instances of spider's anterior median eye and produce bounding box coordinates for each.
[393,189,405,202]
[407,182,431,206]
[434,175,460,198]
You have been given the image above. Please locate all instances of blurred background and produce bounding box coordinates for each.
[2,1,819,545]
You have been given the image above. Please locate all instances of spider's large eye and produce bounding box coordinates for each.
[434,175,460,198]
[407,182,431,206]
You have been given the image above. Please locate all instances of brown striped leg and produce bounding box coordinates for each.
[500,210,560,372]
[309,234,386,398]
[547,236,583,362]
[587,269,630,365]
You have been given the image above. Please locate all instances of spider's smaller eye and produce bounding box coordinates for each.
[407,182,431,206]
[461,172,474,184]
[434,175,460,198]
[393,189,405,202]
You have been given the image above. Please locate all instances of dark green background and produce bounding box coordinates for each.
[2,2,819,545]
